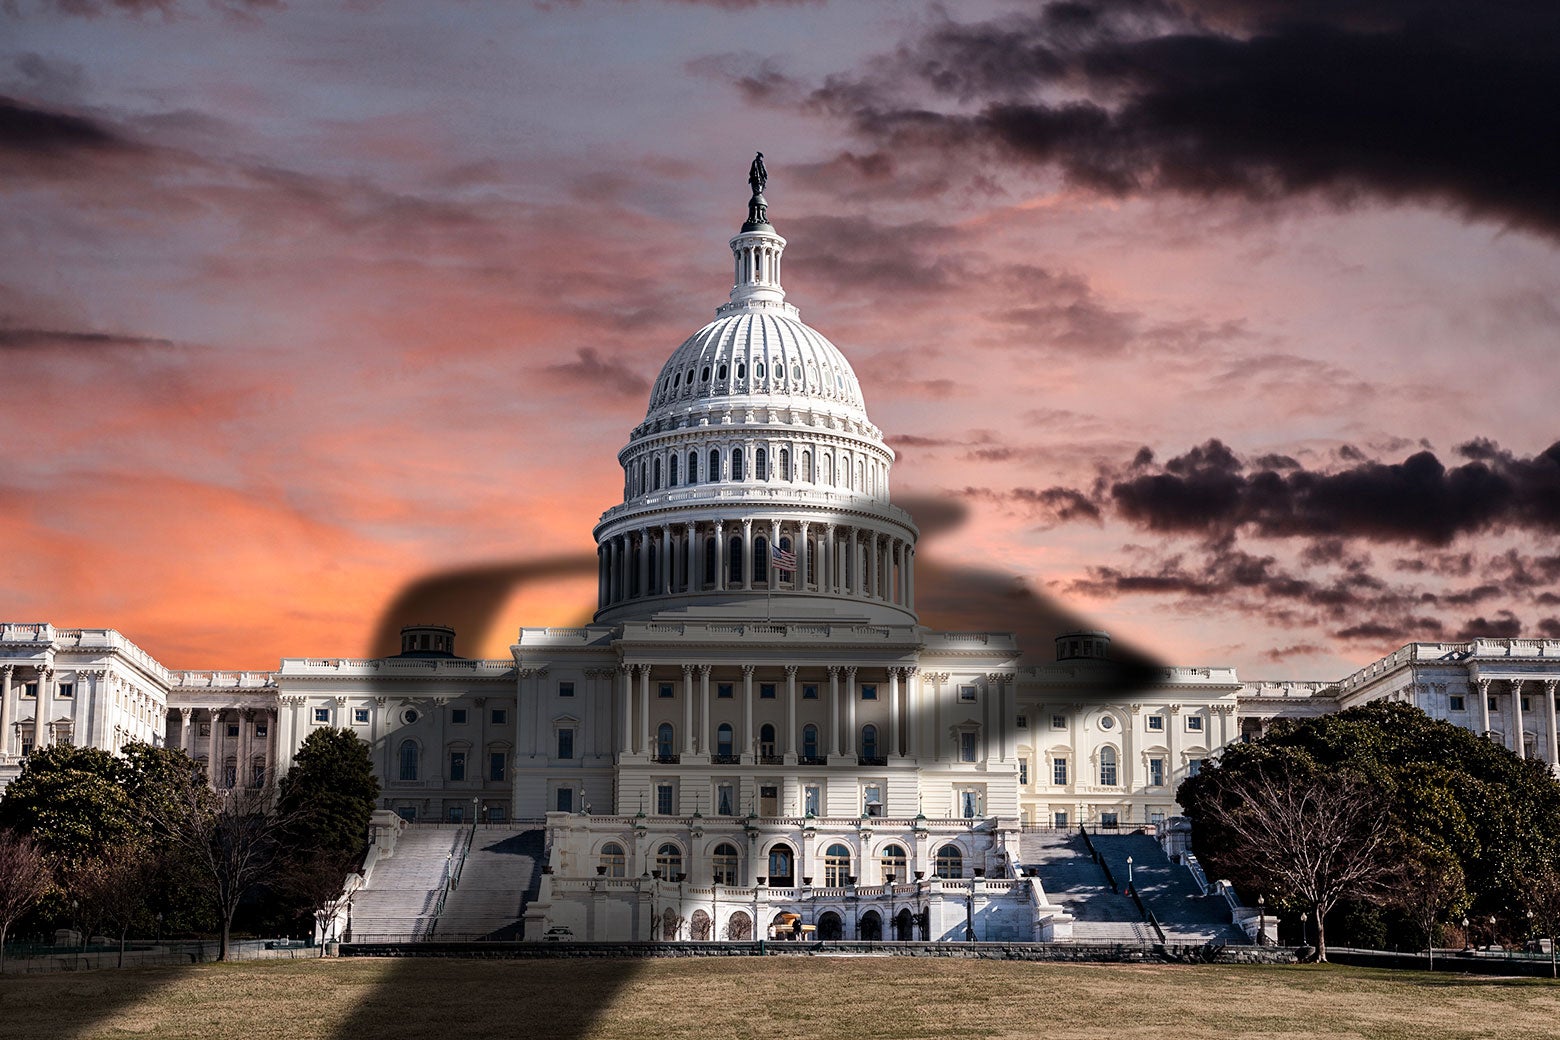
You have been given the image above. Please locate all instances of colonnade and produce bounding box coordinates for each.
[1475,677,1560,767]
[0,664,143,756]
[598,518,914,612]
[174,705,277,788]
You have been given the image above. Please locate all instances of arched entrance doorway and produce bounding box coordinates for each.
[690,910,712,941]
[725,911,752,940]
[858,910,882,941]
[894,908,915,941]
[817,911,843,940]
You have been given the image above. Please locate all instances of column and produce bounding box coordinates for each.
[660,525,671,595]
[828,667,841,759]
[798,521,811,590]
[906,546,915,610]
[889,668,902,758]
[905,668,920,760]
[686,523,698,592]
[638,664,651,754]
[699,665,712,755]
[32,668,51,751]
[682,665,695,755]
[608,538,621,603]
[869,534,880,599]
[597,545,607,606]
[1165,704,1179,785]
[261,708,276,781]
[181,707,195,756]
[1544,678,1560,772]
[714,520,726,591]
[784,665,798,760]
[846,528,858,595]
[1512,680,1526,756]
[823,524,837,594]
[741,520,754,591]
[1476,678,1492,737]
[207,707,221,785]
[533,670,548,757]
[742,665,756,757]
[844,666,858,760]
[239,708,254,783]
[0,665,12,756]
[620,665,634,755]
[636,530,649,598]
[769,520,781,592]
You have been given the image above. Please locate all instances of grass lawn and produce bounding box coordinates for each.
[2,956,1557,1040]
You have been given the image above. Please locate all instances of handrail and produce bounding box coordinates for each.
[1080,826,1119,892]
[1126,882,1167,944]
[425,830,474,938]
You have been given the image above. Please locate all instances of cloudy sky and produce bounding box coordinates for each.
[3,0,1557,678]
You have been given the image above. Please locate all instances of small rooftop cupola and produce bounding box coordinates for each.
[1056,630,1111,661]
[719,151,789,316]
[396,623,459,658]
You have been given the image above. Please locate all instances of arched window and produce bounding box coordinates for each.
[669,455,679,487]
[779,448,790,480]
[709,448,721,481]
[652,457,662,490]
[755,447,767,480]
[717,362,728,380]
[717,723,734,758]
[935,844,963,878]
[802,450,813,482]
[807,538,817,585]
[856,461,864,491]
[398,740,418,781]
[759,723,776,757]
[600,842,626,878]
[700,366,710,382]
[736,362,746,380]
[657,723,675,761]
[802,724,820,761]
[768,844,795,885]
[754,536,769,583]
[1100,746,1118,786]
[756,361,766,380]
[880,843,907,880]
[824,843,852,887]
[731,448,744,481]
[821,455,832,485]
[688,450,699,484]
[704,536,716,584]
[712,842,740,886]
[860,724,878,761]
[728,536,743,584]
[655,842,682,878]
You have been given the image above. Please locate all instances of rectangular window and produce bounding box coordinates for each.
[557,729,574,760]
[1101,811,1119,829]
[22,683,36,698]
[1149,757,1165,787]
[1150,810,1166,826]
[1186,715,1204,732]
[861,684,878,700]
[491,708,507,725]
[958,685,977,702]
[802,684,819,700]
[449,751,466,781]
[1016,714,1028,729]
[255,722,267,738]
[448,806,464,823]
[451,708,468,724]
[863,785,883,817]
[655,783,674,816]
[1018,758,1029,785]
[395,806,417,822]
[1489,696,1498,711]
[658,683,674,699]
[1147,715,1164,731]
[959,732,977,763]
[556,787,574,813]
[486,805,506,823]
[1188,758,1204,777]
[803,784,821,817]
[1523,697,1532,712]
[559,681,575,698]
[228,723,242,737]
[311,709,328,725]
[354,708,370,724]
[717,683,734,699]
[717,783,735,816]
[760,683,777,699]
[1053,810,1068,828]
[1051,714,1066,730]
[960,789,981,818]
[1053,758,1069,786]
[489,752,506,782]
[1449,695,1466,712]
[57,683,73,699]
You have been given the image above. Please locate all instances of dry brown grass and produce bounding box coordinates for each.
[3,956,1558,1040]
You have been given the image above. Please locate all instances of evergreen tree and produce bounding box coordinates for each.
[276,728,381,861]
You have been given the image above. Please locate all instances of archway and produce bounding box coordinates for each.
[858,910,882,942]
[661,906,681,940]
[895,908,915,942]
[817,911,843,941]
[690,910,712,941]
[725,910,752,940]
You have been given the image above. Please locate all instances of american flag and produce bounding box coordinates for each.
[771,546,798,572]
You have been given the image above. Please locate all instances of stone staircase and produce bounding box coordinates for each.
[433,829,546,940]
[1017,831,1152,943]
[349,827,466,940]
[1089,833,1247,945]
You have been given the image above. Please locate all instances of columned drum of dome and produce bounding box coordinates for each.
[593,166,918,626]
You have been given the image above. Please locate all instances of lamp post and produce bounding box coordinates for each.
[1490,915,1498,952]
[1126,855,1134,889]
[1257,895,1266,946]
[1461,916,1470,953]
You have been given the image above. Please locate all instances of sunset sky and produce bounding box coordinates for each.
[3,0,1558,679]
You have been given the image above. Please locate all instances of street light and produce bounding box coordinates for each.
[1126,855,1134,889]
[1257,895,1266,946]
[1461,916,1471,953]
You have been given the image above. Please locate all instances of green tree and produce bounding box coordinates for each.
[276,728,380,861]
[0,746,137,866]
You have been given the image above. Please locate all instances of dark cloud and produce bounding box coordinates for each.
[1454,611,1523,640]
[24,0,282,16]
[761,0,1560,239]
[0,326,176,352]
[0,95,133,157]
[541,347,650,398]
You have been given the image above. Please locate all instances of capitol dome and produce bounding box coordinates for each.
[593,160,917,626]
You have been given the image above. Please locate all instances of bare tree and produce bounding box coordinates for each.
[1524,863,1560,979]
[1399,848,1465,972]
[278,848,359,956]
[1195,765,1398,961]
[74,845,157,968]
[0,830,52,973]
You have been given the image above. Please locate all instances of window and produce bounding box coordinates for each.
[935,845,963,878]
[803,784,821,816]
[709,448,720,481]
[22,683,35,698]
[658,683,674,699]
[559,681,575,698]
[557,729,574,760]
[656,723,675,761]
[655,783,675,816]
[354,708,370,724]
[1449,694,1466,711]
[1523,697,1532,712]
[958,685,977,702]
[1188,758,1204,777]
[1100,811,1119,829]
[1147,715,1164,731]
[600,842,626,878]
[1053,810,1068,828]
[398,740,418,781]
[760,683,776,699]
[1186,715,1204,732]
[959,731,977,763]
[863,785,883,817]
[1488,696,1498,711]
[960,789,981,818]
[1099,715,1116,730]
[1099,746,1118,786]
[755,447,767,480]
[717,783,735,816]
[655,842,682,878]
[223,763,237,789]
[802,724,820,762]
[1018,758,1029,785]
[1053,757,1069,785]
[556,787,574,813]
[688,451,699,484]
[769,844,795,885]
[57,683,73,699]
[669,455,679,487]
[880,843,906,879]
[1051,714,1067,730]
[779,447,790,479]
[824,844,851,887]
[717,723,734,758]
[860,724,879,761]
[861,684,878,700]
[731,450,744,481]
[20,738,33,757]
[1148,757,1165,787]
[803,683,819,700]
[228,723,241,737]
[449,751,466,781]
[1016,714,1028,729]
[718,683,734,699]
[255,722,267,738]
[489,751,506,782]
[451,708,468,724]
[486,805,506,823]
[759,723,776,758]
[491,709,507,725]
[402,709,419,724]
[712,843,740,885]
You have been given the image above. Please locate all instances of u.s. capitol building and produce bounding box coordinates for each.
[4,165,1557,943]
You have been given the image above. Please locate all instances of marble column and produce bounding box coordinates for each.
[828,666,841,759]
[846,528,858,595]
[32,668,51,751]
[742,664,755,757]
[1546,679,1560,771]
[620,665,634,755]
[699,665,712,755]
[0,665,13,756]
[869,534,880,600]
[207,708,221,785]
[638,664,651,754]
[682,665,695,755]
[1477,678,1492,737]
[660,525,671,596]
[889,667,902,759]
[784,665,798,760]
[714,520,726,592]
[844,666,858,760]
[181,707,195,756]
[798,521,811,590]
[1511,679,1527,756]
[741,519,753,591]
[906,545,915,610]
[769,520,781,592]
